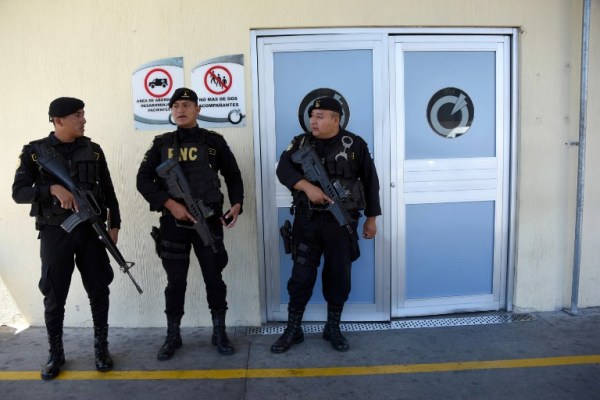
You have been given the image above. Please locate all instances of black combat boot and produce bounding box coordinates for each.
[157,318,182,361]
[211,310,234,355]
[41,334,65,380]
[94,325,114,372]
[323,305,349,352]
[270,308,304,354]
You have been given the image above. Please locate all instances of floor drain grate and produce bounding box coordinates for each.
[391,313,535,329]
[246,313,535,336]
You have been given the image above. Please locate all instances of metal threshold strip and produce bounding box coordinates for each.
[246,313,535,335]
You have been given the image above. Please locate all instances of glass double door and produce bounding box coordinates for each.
[255,33,511,321]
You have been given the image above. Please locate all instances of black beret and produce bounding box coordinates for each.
[48,97,85,119]
[308,97,343,116]
[169,87,198,108]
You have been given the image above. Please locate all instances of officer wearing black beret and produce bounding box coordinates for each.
[273,96,381,353]
[12,97,122,379]
[307,96,344,115]
[137,87,244,359]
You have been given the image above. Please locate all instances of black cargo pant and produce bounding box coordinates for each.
[39,224,114,337]
[287,210,360,311]
[158,212,228,321]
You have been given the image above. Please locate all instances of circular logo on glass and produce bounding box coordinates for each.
[427,87,474,138]
[298,88,350,133]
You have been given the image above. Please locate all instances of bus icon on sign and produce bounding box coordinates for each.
[148,78,168,89]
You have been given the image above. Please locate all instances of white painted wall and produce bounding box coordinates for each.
[0,0,598,327]
[0,276,28,332]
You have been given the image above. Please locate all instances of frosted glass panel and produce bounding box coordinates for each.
[274,50,375,158]
[274,49,376,305]
[405,201,495,299]
[404,51,496,159]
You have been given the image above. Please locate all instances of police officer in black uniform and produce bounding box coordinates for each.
[136,87,244,359]
[272,96,381,353]
[12,97,121,380]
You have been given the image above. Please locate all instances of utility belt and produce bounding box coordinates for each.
[161,200,222,217]
[282,206,361,262]
[292,204,358,218]
[42,214,70,225]
[293,205,329,216]
[34,200,103,230]
[35,213,70,230]
[154,199,222,258]
[292,179,366,214]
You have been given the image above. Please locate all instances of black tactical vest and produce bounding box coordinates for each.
[158,131,223,205]
[293,132,366,211]
[30,136,102,227]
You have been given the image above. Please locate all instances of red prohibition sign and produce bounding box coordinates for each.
[144,68,173,98]
[204,66,232,95]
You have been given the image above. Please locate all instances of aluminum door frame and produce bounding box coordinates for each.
[389,36,512,317]
[252,28,518,323]
[254,34,391,322]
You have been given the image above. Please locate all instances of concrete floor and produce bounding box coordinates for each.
[1,308,599,400]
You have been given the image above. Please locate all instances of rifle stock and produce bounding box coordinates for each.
[36,151,143,294]
[155,158,218,253]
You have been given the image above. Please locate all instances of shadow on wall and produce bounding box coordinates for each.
[0,275,29,333]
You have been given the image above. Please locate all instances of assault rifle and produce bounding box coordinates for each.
[155,158,218,253]
[36,150,143,294]
[291,145,353,233]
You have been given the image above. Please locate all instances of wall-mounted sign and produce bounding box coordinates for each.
[297,88,350,133]
[191,54,246,128]
[427,87,474,138]
[132,57,184,130]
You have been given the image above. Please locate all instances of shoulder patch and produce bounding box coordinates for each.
[154,131,174,145]
[206,129,223,138]
[28,137,49,146]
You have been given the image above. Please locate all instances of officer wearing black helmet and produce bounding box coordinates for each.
[136,87,244,359]
[272,96,381,353]
[12,97,121,379]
